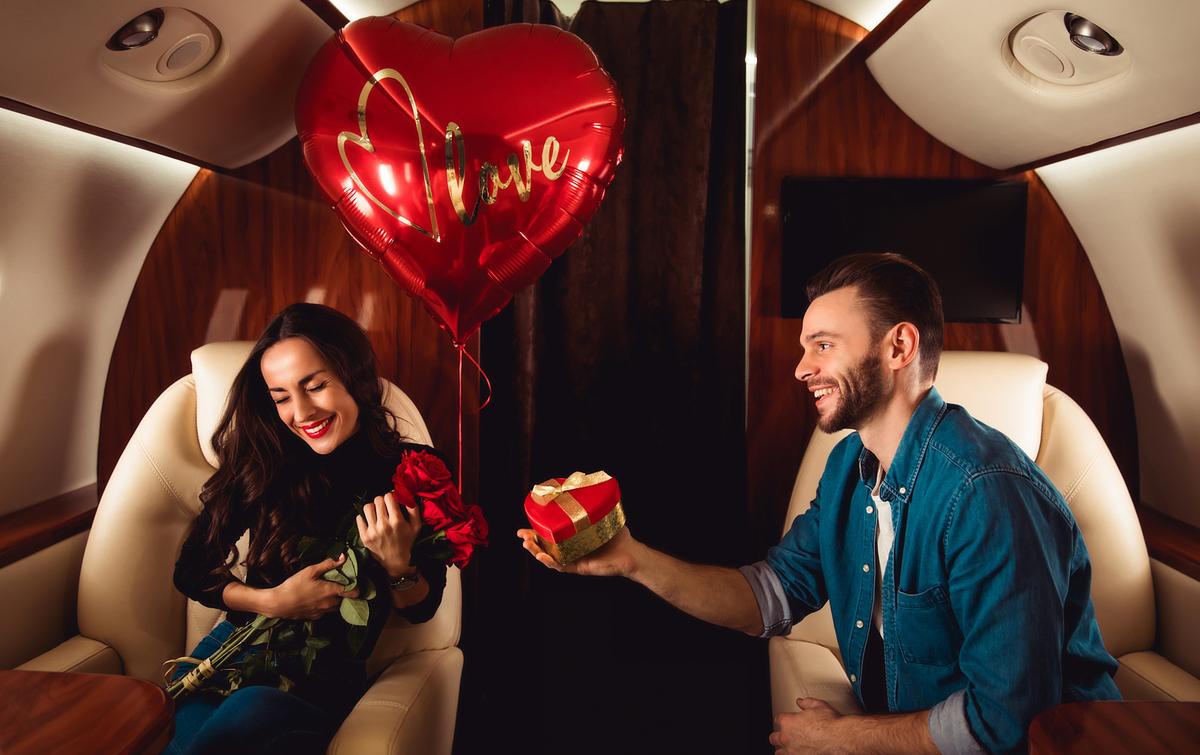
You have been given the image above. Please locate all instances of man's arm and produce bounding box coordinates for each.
[770,698,939,754]
[941,473,1076,753]
[517,527,764,635]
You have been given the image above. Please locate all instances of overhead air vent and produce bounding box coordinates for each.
[102,7,220,83]
[1005,10,1130,89]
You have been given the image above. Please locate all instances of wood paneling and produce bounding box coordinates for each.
[1028,701,1200,754]
[0,670,173,755]
[1138,505,1200,583]
[0,485,95,569]
[393,0,483,38]
[748,0,1138,550]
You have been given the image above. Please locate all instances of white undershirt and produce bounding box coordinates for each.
[871,467,894,639]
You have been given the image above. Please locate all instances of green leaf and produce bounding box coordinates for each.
[343,549,359,580]
[274,624,299,647]
[323,567,351,585]
[340,597,370,626]
[363,578,377,601]
[305,636,331,649]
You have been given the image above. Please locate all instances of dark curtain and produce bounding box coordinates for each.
[462,1,761,752]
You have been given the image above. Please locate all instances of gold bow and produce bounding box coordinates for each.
[529,470,612,534]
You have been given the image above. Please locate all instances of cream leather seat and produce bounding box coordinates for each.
[769,351,1200,719]
[18,341,463,754]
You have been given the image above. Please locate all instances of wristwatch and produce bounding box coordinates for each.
[387,570,421,592]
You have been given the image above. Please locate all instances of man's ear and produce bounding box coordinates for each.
[887,322,921,371]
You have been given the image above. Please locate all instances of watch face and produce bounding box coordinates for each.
[390,574,419,591]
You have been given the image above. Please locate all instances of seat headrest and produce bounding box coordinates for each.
[934,351,1048,459]
[190,340,435,468]
[192,341,256,468]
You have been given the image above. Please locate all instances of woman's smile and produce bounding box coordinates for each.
[301,416,334,438]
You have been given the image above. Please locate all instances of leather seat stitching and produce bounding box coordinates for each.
[385,650,455,752]
[1120,656,1180,700]
[133,436,191,517]
[1060,448,1101,503]
[63,642,116,672]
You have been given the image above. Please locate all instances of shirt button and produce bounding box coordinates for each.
[863,563,870,572]
[850,674,858,682]
[856,620,864,628]
[866,505,874,514]
[899,487,907,495]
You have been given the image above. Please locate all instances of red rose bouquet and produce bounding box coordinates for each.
[163,448,486,701]
[395,450,488,568]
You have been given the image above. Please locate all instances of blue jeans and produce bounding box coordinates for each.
[166,620,337,755]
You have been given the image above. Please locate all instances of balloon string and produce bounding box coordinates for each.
[457,347,463,493]
[452,339,493,494]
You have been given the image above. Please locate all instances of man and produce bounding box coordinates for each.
[518,253,1120,753]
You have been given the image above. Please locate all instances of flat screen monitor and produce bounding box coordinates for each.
[780,177,1028,322]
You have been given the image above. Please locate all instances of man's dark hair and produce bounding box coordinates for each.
[805,252,944,382]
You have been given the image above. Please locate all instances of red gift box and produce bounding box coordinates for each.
[524,471,625,564]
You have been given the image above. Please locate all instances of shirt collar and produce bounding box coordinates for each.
[856,386,948,503]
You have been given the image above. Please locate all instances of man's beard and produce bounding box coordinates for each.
[816,352,888,433]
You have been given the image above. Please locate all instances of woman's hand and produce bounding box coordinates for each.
[266,553,359,620]
[357,491,423,577]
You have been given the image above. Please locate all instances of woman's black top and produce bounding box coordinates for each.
[172,430,448,718]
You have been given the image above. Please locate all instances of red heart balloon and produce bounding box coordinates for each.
[296,18,625,343]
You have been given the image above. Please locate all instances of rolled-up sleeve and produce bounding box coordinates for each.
[929,689,986,754]
[943,473,1075,753]
[739,561,794,637]
[762,490,827,627]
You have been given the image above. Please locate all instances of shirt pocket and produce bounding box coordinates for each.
[895,584,961,667]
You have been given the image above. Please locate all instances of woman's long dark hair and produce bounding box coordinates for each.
[198,303,407,587]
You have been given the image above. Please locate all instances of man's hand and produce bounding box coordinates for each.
[769,698,847,753]
[769,697,938,754]
[516,526,640,578]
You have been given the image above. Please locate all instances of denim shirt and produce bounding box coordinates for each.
[743,387,1120,754]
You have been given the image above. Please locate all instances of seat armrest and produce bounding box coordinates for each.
[16,634,123,675]
[328,647,463,755]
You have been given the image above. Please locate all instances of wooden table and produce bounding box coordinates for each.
[1028,700,1200,754]
[0,669,173,754]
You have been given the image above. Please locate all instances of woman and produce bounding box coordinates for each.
[168,303,448,754]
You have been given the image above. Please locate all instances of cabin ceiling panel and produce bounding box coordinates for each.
[329,0,422,20]
[1037,124,1200,527]
[807,0,901,30]
[0,0,332,168]
[866,0,1200,169]
[0,109,197,517]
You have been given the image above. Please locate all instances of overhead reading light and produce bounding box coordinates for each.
[106,9,165,51]
[1005,10,1130,88]
[1064,13,1123,56]
[101,8,221,83]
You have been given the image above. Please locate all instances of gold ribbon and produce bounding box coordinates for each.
[162,655,216,692]
[530,471,612,534]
